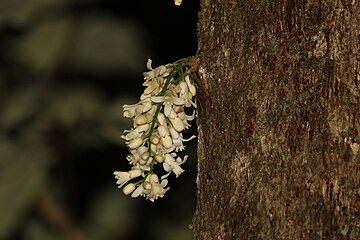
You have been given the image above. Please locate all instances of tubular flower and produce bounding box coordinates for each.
[114,57,196,201]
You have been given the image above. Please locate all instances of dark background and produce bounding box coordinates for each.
[0,0,199,239]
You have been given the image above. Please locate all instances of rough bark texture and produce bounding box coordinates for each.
[192,0,360,239]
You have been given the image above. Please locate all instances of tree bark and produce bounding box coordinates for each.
[192,0,360,239]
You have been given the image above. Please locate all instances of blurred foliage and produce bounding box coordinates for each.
[0,0,198,239]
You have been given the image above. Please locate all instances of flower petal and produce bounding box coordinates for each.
[146,59,153,70]
[151,96,165,103]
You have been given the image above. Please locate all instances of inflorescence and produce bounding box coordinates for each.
[114,58,196,201]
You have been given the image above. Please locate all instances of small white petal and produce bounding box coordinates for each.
[146,59,153,70]
[156,66,167,76]
[164,104,172,117]
[158,125,169,137]
[128,137,143,149]
[137,124,150,133]
[172,97,185,105]
[161,135,173,149]
[169,109,178,118]
[170,117,185,132]
[149,174,160,183]
[131,184,144,198]
[157,113,167,126]
[173,164,185,177]
[129,169,142,178]
[142,101,152,112]
[163,162,172,172]
[135,115,148,125]
[185,76,196,96]
[151,96,165,103]
[169,127,180,139]
[186,111,196,121]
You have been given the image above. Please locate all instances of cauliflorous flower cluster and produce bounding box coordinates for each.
[114,58,196,201]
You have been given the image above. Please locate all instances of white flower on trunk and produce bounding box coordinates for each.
[114,57,196,201]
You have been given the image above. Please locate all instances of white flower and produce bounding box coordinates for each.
[123,103,139,118]
[143,59,169,80]
[162,153,187,178]
[123,99,154,118]
[131,174,169,202]
[175,106,195,129]
[141,77,165,99]
[157,125,173,149]
[175,76,196,108]
[169,127,196,152]
[151,89,185,117]
[126,146,147,165]
[114,169,142,188]
[121,124,149,141]
[128,137,144,149]
[168,108,185,132]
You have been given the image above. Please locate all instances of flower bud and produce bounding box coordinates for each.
[135,115,148,125]
[169,127,180,139]
[158,125,169,137]
[141,152,150,160]
[150,143,157,153]
[129,169,142,178]
[158,126,172,148]
[138,124,150,133]
[139,158,147,165]
[169,117,185,132]
[143,181,152,190]
[142,102,152,113]
[157,113,167,126]
[161,135,173,149]
[123,183,136,195]
[128,137,143,149]
[145,113,153,123]
[150,135,160,145]
[155,154,164,163]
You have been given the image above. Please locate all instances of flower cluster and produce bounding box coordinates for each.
[114,58,196,202]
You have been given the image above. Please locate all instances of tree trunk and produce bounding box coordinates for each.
[192,0,360,239]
